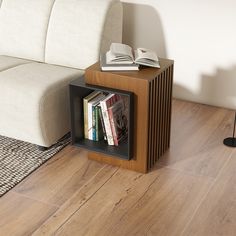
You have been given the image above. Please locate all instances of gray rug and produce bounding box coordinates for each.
[0,134,70,197]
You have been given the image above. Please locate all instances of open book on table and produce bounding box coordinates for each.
[106,43,160,68]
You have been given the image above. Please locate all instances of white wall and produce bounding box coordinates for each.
[121,0,236,109]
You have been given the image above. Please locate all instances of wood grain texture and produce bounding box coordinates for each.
[32,165,119,236]
[55,167,212,236]
[1,100,235,236]
[159,102,234,178]
[85,59,174,173]
[86,67,150,173]
[0,192,57,236]
[182,152,236,236]
[85,58,174,82]
[14,146,105,206]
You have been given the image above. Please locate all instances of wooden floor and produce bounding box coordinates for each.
[1,99,236,236]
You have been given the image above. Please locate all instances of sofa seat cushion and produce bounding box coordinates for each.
[0,60,83,146]
[0,55,31,72]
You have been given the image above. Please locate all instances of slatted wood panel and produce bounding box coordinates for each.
[147,65,174,170]
[85,59,174,173]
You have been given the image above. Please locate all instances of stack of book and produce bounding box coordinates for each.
[100,43,160,71]
[83,91,128,146]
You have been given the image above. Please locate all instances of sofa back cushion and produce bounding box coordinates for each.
[0,0,122,69]
[45,0,122,69]
[0,0,55,61]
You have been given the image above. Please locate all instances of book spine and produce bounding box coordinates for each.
[83,98,88,139]
[100,100,114,145]
[88,102,93,140]
[94,106,102,141]
[92,106,96,141]
[108,107,118,146]
[95,106,99,141]
[98,106,107,141]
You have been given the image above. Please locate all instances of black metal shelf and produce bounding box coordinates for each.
[69,76,134,160]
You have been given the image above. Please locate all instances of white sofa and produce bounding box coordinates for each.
[0,0,123,148]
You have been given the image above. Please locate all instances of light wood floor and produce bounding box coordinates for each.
[1,99,236,236]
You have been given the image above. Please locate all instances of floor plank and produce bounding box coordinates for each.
[14,146,105,206]
[32,165,119,235]
[181,151,236,236]
[55,166,213,236]
[0,99,235,236]
[0,192,57,236]
[159,102,234,178]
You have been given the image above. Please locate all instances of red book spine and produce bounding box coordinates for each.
[108,107,118,146]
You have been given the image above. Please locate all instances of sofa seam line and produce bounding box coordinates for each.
[43,0,57,62]
[0,62,34,73]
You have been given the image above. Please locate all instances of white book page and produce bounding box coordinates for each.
[111,43,133,57]
[106,43,134,64]
[134,48,160,68]
[106,50,133,64]
[135,48,158,62]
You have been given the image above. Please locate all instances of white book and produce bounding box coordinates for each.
[105,43,160,68]
[100,54,139,71]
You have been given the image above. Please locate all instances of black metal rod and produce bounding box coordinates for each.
[233,111,236,138]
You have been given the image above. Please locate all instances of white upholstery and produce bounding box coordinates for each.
[0,0,55,61]
[45,0,122,69]
[0,55,30,71]
[0,62,83,146]
[0,0,123,147]
[0,0,122,69]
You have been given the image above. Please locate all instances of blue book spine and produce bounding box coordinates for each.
[92,106,96,141]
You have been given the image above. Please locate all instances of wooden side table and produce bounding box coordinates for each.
[84,58,174,173]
